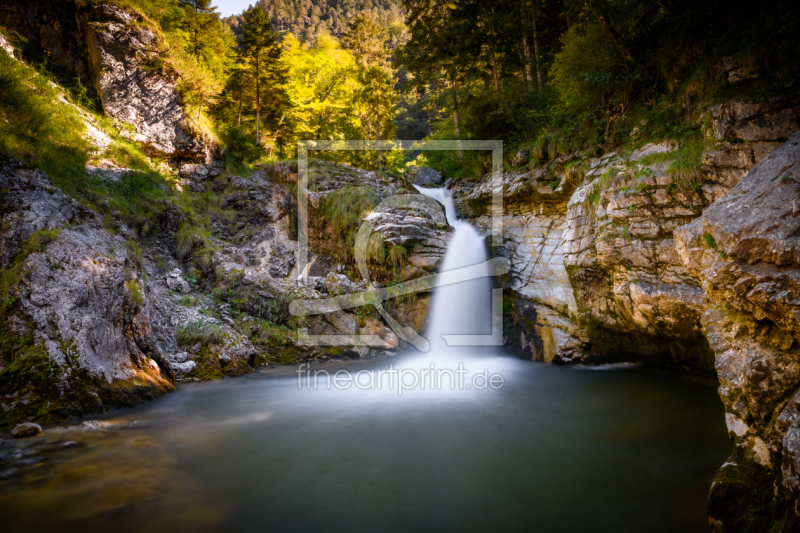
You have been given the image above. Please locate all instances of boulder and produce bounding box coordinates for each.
[628,141,678,161]
[511,150,529,167]
[404,165,442,186]
[171,361,197,374]
[166,268,191,293]
[11,423,42,438]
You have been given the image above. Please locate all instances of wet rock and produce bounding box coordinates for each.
[11,423,42,438]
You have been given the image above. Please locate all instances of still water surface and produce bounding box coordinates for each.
[0,354,730,533]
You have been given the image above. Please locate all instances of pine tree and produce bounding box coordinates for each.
[341,13,385,67]
[239,6,284,145]
[356,66,398,170]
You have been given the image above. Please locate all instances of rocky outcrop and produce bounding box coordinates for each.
[0,0,209,162]
[404,165,442,186]
[448,99,800,370]
[674,132,800,531]
[0,153,175,425]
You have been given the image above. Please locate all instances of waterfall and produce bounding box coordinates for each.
[414,186,492,357]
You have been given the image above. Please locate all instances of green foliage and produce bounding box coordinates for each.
[702,231,717,249]
[176,224,216,267]
[126,280,145,305]
[225,0,406,44]
[549,23,623,115]
[0,51,92,189]
[322,187,380,260]
[387,244,408,269]
[177,319,222,346]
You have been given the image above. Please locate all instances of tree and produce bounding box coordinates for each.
[180,0,220,58]
[239,6,284,145]
[356,66,398,170]
[341,13,386,67]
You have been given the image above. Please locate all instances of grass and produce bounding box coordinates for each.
[703,231,717,249]
[176,320,222,347]
[322,187,380,261]
[387,245,408,270]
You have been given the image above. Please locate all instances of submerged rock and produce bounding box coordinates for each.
[11,423,42,438]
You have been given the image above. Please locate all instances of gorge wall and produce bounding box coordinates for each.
[449,100,800,530]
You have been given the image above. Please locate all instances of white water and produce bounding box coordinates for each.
[414,186,493,359]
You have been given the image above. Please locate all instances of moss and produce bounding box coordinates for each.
[0,347,173,427]
[707,448,777,532]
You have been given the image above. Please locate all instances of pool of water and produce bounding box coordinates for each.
[0,353,730,533]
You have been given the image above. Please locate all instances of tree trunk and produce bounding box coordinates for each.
[450,80,464,158]
[489,31,499,94]
[566,13,572,30]
[237,94,242,125]
[522,34,533,91]
[532,11,542,92]
[255,58,260,145]
[377,121,382,171]
[588,2,634,63]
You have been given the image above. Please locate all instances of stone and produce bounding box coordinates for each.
[323,272,364,295]
[0,32,14,58]
[628,141,678,161]
[511,150,530,167]
[170,361,196,374]
[674,131,800,529]
[404,165,442,186]
[166,270,191,293]
[268,243,296,278]
[11,423,42,438]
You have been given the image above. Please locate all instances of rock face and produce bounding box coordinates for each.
[448,99,800,370]
[674,132,800,531]
[404,165,442,186]
[0,0,209,162]
[0,153,175,425]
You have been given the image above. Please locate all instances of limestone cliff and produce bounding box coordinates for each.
[451,99,800,373]
[0,0,210,162]
[674,132,800,531]
[0,153,175,425]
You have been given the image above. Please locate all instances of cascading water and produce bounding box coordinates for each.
[414,186,492,358]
